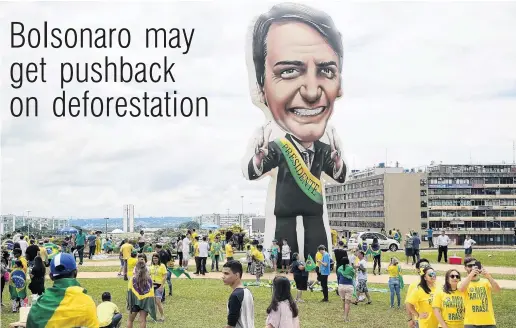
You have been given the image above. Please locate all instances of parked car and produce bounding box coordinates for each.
[347,232,400,252]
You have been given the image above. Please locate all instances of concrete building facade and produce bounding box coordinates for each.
[423,164,516,245]
[326,164,423,237]
[123,204,135,232]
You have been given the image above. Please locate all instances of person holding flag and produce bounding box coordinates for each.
[337,257,355,322]
[9,260,27,312]
[26,253,99,328]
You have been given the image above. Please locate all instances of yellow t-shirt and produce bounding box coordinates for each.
[38,246,48,262]
[193,242,199,257]
[463,278,496,326]
[315,252,323,268]
[127,257,138,278]
[120,243,134,260]
[225,244,233,257]
[432,288,465,328]
[191,232,198,240]
[149,264,167,284]
[252,249,264,262]
[406,285,438,328]
[97,301,120,327]
[209,233,215,243]
[387,265,400,278]
[19,256,28,273]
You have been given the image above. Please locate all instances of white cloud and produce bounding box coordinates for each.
[1,1,515,218]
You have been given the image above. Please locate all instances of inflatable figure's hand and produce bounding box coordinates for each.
[327,126,343,171]
[254,121,273,166]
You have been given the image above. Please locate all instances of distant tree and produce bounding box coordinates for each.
[178,221,200,230]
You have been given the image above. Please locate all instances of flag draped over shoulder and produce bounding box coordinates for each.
[8,268,27,300]
[26,278,99,328]
[305,255,316,272]
[127,277,157,321]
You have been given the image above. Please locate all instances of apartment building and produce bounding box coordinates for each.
[326,164,423,237]
[423,164,516,245]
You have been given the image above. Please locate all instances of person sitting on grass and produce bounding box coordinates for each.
[97,291,122,328]
[26,253,99,328]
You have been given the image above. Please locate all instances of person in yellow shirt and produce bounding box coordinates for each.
[387,257,402,308]
[405,258,431,325]
[193,237,200,274]
[225,242,234,261]
[37,240,48,266]
[251,245,265,283]
[149,253,167,322]
[433,269,465,328]
[97,292,122,328]
[191,229,198,241]
[127,251,138,279]
[120,240,134,281]
[11,248,28,274]
[406,266,438,328]
[458,257,501,328]
[208,230,215,244]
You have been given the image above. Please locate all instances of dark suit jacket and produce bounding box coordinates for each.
[248,134,346,217]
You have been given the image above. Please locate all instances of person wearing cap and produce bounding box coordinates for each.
[26,253,99,328]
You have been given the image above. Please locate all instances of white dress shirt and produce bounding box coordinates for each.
[436,235,450,247]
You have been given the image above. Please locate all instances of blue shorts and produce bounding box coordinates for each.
[153,285,163,298]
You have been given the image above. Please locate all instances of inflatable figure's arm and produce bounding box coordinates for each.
[242,122,279,180]
[322,126,347,183]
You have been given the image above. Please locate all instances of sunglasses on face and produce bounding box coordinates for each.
[427,272,437,278]
[450,274,460,279]
[466,264,476,268]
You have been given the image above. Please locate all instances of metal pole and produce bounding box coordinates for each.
[105,218,109,239]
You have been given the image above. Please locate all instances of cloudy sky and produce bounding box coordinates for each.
[1,1,515,219]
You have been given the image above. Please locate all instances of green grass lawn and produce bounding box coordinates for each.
[416,250,516,267]
[2,278,516,328]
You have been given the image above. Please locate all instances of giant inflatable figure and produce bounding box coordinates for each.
[242,3,347,261]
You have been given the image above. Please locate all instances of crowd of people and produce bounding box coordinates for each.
[0,228,505,328]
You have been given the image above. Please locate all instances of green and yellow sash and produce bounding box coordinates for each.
[274,137,323,205]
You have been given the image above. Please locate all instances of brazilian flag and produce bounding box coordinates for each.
[8,268,27,300]
[170,267,192,280]
[26,278,99,328]
[44,243,60,260]
[305,255,317,272]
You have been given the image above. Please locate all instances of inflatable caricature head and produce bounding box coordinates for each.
[249,2,343,142]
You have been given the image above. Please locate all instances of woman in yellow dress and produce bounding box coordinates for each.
[95,233,102,255]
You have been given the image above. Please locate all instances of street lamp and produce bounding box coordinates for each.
[104,218,109,239]
[241,196,244,227]
[26,210,31,234]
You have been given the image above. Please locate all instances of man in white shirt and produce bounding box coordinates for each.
[436,230,450,263]
[18,237,29,257]
[356,250,371,304]
[463,235,476,256]
[182,233,191,269]
[280,239,291,273]
[198,236,210,275]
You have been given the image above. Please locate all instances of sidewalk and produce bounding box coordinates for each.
[80,258,516,275]
[73,270,516,289]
